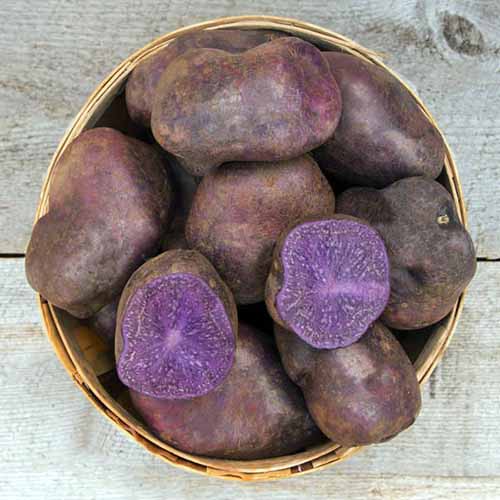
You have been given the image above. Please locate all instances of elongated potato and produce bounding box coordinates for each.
[152,37,342,175]
[126,29,286,127]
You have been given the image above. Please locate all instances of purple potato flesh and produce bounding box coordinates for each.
[266,216,389,349]
[118,274,234,399]
[116,250,237,400]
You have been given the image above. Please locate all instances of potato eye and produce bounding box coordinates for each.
[437,214,450,225]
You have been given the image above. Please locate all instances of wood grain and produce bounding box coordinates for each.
[0,259,498,498]
[0,0,499,256]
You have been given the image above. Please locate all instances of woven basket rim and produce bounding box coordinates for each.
[34,15,468,482]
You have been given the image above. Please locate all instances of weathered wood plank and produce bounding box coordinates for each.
[3,472,500,500]
[0,1,499,256]
[0,259,498,498]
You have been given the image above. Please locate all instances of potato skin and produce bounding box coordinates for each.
[48,128,171,212]
[152,37,342,175]
[115,250,238,362]
[86,296,119,345]
[159,152,198,251]
[315,52,445,187]
[337,177,476,329]
[186,155,335,304]
[126,29,287,127]
[26,206,124,317]
[25,128,171,318]
[275,322,421,446]
[161,231,188,252]
[130,323,323,459]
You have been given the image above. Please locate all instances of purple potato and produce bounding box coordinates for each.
[166,153,199,230]
[275,322,421,445]
[266,216,390,349]
[126,29,287,127]
[48,128,171,212]
[315,52,445,187]
[130,322,323,459]
[116,250,237,400]
[337,177,476,329]
[152,37,342,175]
[159,152,197,252]
[87,296,119,345]
[25,128,171,318]
[186,155,335,304]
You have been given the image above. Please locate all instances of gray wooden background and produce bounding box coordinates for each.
[1,1,499,499]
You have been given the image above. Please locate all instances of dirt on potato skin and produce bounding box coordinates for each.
[130,322,324,460]
[152,37,342,175]
[126,29,287,128]
[275,322,421,446]
[186,155,335,304]
[315,52,445,188]
[336,176,476,329]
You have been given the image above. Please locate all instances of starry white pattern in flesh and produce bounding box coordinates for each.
[276,219,390,348]
[118,273,235,399]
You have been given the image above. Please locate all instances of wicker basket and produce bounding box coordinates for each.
[34,15,468,482]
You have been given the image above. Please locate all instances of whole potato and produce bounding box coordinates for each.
[152,37,342,175]
[337,176,476,329]
[25,128,171,318]
[130,322,323,459]
[116,250,238,400]
[126,29,287,127]
[275,322,421,446]
[315,52,445,187]
[186,155,335,304]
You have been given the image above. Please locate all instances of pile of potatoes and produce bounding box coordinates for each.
[26,30,476,460]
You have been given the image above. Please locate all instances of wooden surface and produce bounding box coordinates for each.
[1,0,499,257]
[2,261,499,498]
[1,0,499,498]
